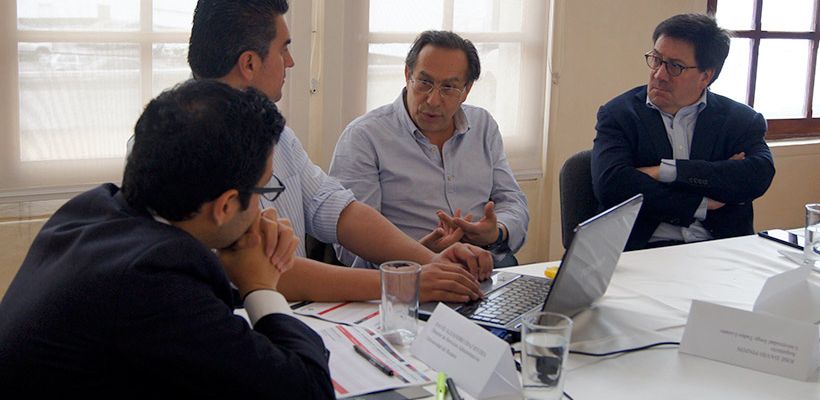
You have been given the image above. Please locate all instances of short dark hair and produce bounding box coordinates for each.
[188,0,289,79]
[405,30,481,84]
[122,80,284,221]
[652,13,731,84]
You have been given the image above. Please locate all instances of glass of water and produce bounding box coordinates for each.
[521,311,573,400]
[805,203,820,265]
[379,261,421,346]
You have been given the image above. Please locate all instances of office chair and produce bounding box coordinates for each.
[559,149,600,249]
[304,235,344,266]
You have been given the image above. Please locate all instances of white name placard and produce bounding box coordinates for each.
[410,304,520,399]
[680,300,820,381]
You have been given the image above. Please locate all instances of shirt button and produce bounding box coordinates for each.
[447,175,454,182]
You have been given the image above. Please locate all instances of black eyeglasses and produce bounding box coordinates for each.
[248,174,285,202]
[644,52,699,77]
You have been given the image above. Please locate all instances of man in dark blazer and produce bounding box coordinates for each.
[592,13,775,251]
[0,80,333,398]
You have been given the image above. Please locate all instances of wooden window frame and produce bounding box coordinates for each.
[708,0,820,140]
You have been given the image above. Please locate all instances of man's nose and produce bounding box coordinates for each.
[652,64,670,80]
[426,88,444,106]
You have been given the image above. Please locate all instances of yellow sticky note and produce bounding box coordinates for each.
[544,266,558,279]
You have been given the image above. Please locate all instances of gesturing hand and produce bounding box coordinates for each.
[420,209,469,252]
[439,202,501,247]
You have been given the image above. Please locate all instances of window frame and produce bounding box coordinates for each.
[0,1,191,201]
[708,0,820,140]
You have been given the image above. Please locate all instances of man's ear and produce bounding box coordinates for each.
[462,81,474,99]
[210,189,241,227]
[700,68,715,89]
[236,50,261,82]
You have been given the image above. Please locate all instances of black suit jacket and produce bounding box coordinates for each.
[0,184,333,398]
[592,86,775,250]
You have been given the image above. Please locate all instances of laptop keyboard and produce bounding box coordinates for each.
[460,275,549,326]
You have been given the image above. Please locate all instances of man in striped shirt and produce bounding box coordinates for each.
[186,0,492,302]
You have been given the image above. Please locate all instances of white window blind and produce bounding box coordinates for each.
[0,0,195,201]
[0,0,549,202]
[365,0,548,176]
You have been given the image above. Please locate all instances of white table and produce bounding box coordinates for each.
[522,234,820,400]
[301,234,820,399]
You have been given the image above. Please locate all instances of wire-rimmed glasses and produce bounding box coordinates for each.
[409,78,466,99]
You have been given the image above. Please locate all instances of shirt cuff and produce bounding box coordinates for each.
[309,188,356,244]
[495,215,526,254]
[694,197,709,221]
[658,159,677,183]
[244,289,293,325]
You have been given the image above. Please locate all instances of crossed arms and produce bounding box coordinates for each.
[592,102,775,227]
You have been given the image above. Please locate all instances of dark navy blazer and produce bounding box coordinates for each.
[592,86,775,250]
[0,184,333,398]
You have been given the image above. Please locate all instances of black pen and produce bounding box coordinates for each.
[445,377,463,400]
[353,344,394,377]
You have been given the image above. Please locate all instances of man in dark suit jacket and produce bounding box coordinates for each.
[0,80,333,398]
[592,13,775,251]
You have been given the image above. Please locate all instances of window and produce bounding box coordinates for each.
[1,0,549,202]
[709,0,820,140]
[365,0,549,175]
[0,0,195,200]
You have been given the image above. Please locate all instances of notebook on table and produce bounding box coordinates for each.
[419,193,643,334]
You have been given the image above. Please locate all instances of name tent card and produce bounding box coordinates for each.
[680,300,819,381]
[410,304,520,399]
[753,265,820,323]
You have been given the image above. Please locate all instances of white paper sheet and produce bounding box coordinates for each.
[293,301,381,330]
[320,325,432,398]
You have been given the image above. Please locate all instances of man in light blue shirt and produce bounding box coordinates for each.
[184,0,492,303]
[645,89,713,243]
[330,31,529,267]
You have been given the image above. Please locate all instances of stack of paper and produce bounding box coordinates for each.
[320,325,432,398]
[294,301,381,330]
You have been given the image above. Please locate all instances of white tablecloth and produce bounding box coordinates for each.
[510,234,820,400]
[301,234,820,399]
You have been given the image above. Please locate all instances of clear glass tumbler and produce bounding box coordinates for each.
[804,203,820,265]
[521,311,573,400]
[379,260,421,346]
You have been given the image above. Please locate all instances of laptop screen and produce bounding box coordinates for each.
[542,194,643,316]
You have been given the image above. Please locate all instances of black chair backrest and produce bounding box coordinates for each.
[559,149,600,249]
[304,235,344,266]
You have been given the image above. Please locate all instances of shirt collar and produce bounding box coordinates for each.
[645,88,708,117]
[393,89,418,137]
[452,107,470,136]
[150,209,171,225]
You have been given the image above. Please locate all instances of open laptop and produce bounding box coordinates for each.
[419,193,643,335]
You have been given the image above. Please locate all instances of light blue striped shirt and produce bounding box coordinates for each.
[646,90,712,243]
[329,91,529,267]
[262,127,356,257]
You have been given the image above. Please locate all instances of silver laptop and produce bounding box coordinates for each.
[419,193,643,333]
